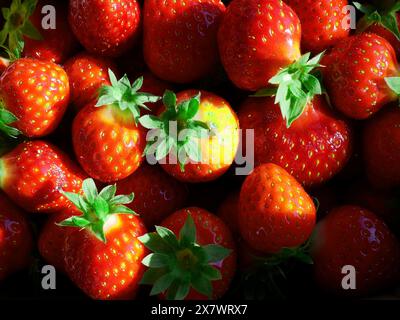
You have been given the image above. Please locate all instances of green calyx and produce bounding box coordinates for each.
[59,178,137,243]
[0,103,22,138]
[252,52,324,128]
[385,77,400,101]
[355,1,400,41]
[0,0,42,56]
[139,90,211,171]
[138,214,232,300]
[96,70,161,124]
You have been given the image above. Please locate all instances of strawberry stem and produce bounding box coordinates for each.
[138,213,232,300]
[139,90,211,171]
[95,70,161,124]
[252,52,325,127]
[58,178,137,243]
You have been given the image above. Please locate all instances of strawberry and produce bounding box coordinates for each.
[68,0,141,57]
[0,140,85,213]
[311,206,400,295]
[218,0,301,91]
[363,106,400,189]
[285,0,350,54]
[140,90,240,183]
[217,191,240,236]
[139,207,236,300]
[72,70,160,182]
[143,0,226,83]
[59,178,148,300]
[64,52,119,111]
[38,208,80,272]
[238,96,352,187]
[116,164,188,228]
[355,1,400,57]
[239,163,316,254]
[0,0,78,63]
[0,192,32,281]
[321,33,400,119]
[0,57,70,138]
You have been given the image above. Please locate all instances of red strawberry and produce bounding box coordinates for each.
[143,0,226,83]
[72,71,160,182]
[322,33,400,119]
[239,163,316,254]
[38,208,80,272]
[218,0,301,91]
[139,207,236,300]
[356,1,400,57]
[64,52,119,111]
[0,192,32,281]
[0,140,85,213]
[238,96,352,187]
[285,0,350,54]
[0,57,70,138]
[364,106,400,189]
[311,206,400,295]
[68,0,141,57]
[116,164,188,228]
[217,191,240,236]
[0,0,78,63]
[140,90,240,183]
[59,178,148,300]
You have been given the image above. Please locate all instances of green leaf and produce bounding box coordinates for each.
[203,244,231,263]
[201,265,222,281]
[110,205,136,215]
[385,77,400,95]
[139,115,163,129]
[20,20,42,40]
[0,109,18,124]
[191,276,212,298]
[140,267,165,285]
[93,197,109,220]
[155,226,180,250]
[131,76,143,92]
[174,281,191,300]
[163,90,177,110]
[91,221,106,243]
[183,138,202,163]
[57,216,90,228]
[186,93,201,119]
[150,273,176,296]
[98,184,116,201]
[110,193,134,205]
[108,69,119,87]
[82,178,98,204]
[179,214,196,246]
[138,232,173,254]
[61,191,83,211]
[251,88,277,97]
[381,13,400,41]
[142,253,170,268]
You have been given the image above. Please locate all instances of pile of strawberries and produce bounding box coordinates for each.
[1,0,400,300]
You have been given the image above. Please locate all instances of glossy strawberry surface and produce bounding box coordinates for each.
[238,96,352,187]
[143,0,226,83]
[64,214,148,300]
[218,0,301,91]
[73,103,146,182]
[69,0,141,57]
[0,58,70,137]
[64,52,119,111]
[285,0,350,54]
[322,33,399,119]
[239,163,316,254]
[312,206,400,295]
[0,141,85,213]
